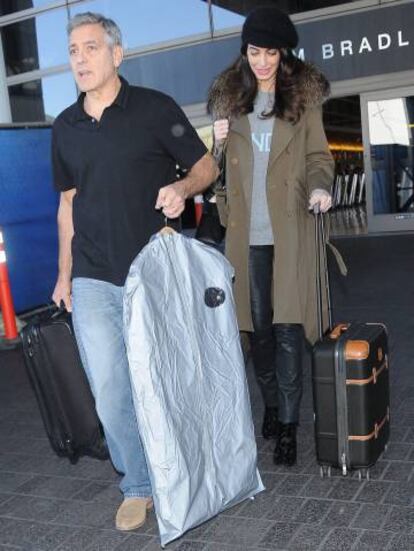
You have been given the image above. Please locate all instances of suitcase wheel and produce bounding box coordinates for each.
[357,468,370,482]
[320,465,332,478]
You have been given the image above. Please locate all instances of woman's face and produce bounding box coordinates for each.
[246,45,281,91]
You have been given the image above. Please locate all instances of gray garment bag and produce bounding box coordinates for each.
[123,230,264,546]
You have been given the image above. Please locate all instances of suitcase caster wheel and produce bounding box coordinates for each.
[358,469,370,481]
[320,466,331,478]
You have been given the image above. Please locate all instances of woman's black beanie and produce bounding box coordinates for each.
[241,6,299,53]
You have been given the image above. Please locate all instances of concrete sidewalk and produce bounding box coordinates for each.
[0,234,413,550]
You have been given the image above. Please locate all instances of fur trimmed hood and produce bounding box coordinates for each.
[207,61,330,121]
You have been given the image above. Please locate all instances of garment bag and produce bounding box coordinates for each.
[123,230,264,546]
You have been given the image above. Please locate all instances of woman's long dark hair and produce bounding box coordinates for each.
[207,49,328,125]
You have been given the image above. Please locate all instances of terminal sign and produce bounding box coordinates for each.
[296,3,414,81]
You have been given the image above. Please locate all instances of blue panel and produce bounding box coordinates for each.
[0,127,58,312]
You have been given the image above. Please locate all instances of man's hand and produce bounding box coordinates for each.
[155,153,218,217]
[155,181,187,219]
[52,276,72,312]
[309,189,332,213]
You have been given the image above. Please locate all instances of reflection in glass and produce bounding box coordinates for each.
[0,1,54,17]
[210,4,244,32]
[42,72,77,120]
[368,97,414,215]
[1,9,69,75]
[9,72,77,122]
[202,1,358,17]
[69,0,210,49]
[9,79,44,122]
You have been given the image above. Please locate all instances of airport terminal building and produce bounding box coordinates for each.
[1,0,413,236]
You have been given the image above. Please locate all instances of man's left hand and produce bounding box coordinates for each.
[309,189,332,213]
[155,181,186,219]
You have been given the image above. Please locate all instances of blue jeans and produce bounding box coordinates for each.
[71,277,152,498]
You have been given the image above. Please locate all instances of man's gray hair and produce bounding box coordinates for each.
[67,12,122,48]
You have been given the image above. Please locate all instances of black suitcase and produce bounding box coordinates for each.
[311,210,390,479]
[21,308,109,463]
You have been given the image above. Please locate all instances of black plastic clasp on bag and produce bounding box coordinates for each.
[204,287,226,308]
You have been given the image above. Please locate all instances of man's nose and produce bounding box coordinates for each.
[75,51,86,64]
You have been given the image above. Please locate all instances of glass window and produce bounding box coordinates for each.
[9,79,45,122]
[206,1,361,17]
[210,4,244,33]
[9,72,77,122]
[0,0,54,17]
[1,9,70,75]
[68,0,210,50]
[42,71,77,120]
[367,96,414,215]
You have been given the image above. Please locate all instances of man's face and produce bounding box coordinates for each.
[68,23,122,93]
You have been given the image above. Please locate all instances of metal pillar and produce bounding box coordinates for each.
[0,30,12,123]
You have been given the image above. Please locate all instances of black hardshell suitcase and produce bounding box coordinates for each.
[21,309,109,463]
[311,210,390,479]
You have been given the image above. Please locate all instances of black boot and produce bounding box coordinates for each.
[262,406,279,439]
[273,423,297,466]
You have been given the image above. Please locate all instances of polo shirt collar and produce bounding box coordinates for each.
[73,76,130,121]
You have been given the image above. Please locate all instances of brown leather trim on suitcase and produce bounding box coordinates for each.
[329,324,349,339]
[344,340,370,360]
[348,408,390,441]
[345,357,388,386]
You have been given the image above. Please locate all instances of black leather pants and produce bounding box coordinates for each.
[248,245,303,424]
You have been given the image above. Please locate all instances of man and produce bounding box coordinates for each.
[52,12,218,531]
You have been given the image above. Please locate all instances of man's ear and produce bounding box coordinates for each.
[113,45,123,68]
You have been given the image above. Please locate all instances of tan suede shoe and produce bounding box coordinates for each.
[115,497,153,531]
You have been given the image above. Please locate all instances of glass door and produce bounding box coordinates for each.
[362,87,414,233]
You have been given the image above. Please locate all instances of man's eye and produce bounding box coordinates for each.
[69,50,76,56]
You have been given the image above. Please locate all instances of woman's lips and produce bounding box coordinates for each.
[255,69,271,76]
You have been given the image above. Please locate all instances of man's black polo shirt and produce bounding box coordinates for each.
[52,78,207,286]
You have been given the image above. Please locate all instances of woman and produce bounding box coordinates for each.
[208,7,334,466]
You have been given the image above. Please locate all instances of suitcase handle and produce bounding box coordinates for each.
[50,301,67,320]
[314,204,333,339]
[329,323,349,340]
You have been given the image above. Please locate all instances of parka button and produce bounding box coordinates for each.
[230,157,238,165]
[230,221,237,228]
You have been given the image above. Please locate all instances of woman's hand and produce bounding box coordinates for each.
[309,189,332,213]
[213,119,230,142]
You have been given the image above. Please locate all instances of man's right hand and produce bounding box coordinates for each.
[52,277,72,312]
[213,119,229,142]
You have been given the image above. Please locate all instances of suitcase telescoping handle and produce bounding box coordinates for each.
[314,204,333,339]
